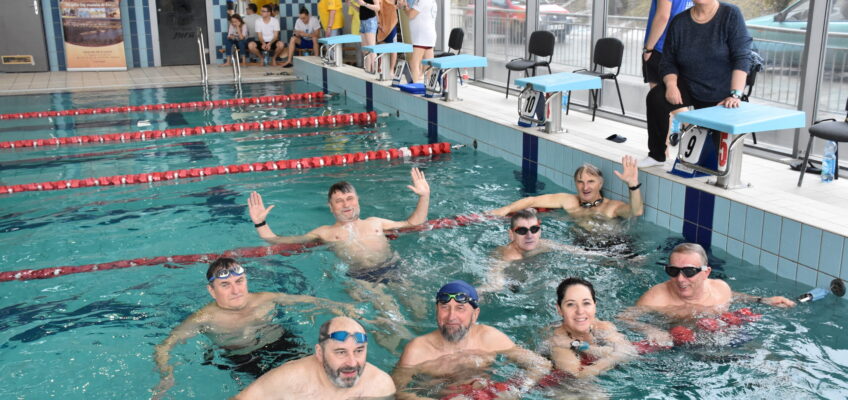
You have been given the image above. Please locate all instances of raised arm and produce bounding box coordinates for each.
[248,191,322,244]
[152,314,204,399]
[732,291,796,308]
[381,168,430,230]
[613,155,643,218]
[490,193,571,217]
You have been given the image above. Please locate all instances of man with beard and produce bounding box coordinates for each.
[233,316,395,399]
[153,258,354,399]
[490,156,643,222]
[392,280,551,399]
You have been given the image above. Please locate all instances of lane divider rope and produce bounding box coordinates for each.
[0,110,378,150]
[0,140,451,195]
[0,91,326,121]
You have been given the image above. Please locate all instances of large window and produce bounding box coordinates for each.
[548,0,592,73]
[482,0,528,85]
[449,0,475,55]
[817,0,848,119]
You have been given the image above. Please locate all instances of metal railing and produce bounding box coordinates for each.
[196,27,208,84]
[230,45,242,82]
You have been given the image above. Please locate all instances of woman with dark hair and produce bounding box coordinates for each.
[640,0,752,167]
[223,14,248,65]
[545,277,635,378]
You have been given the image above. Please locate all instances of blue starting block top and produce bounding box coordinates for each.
[422,54,487,69]
[675,102,805,135]
[318,34,361,45]
[362,43,413,54]
[515,72,601,93]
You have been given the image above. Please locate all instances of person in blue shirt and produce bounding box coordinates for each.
[642,0,693,88]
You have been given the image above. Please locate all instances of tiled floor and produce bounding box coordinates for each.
[328,60,848,238]
[1,61,846,238]
[0,64,298,95]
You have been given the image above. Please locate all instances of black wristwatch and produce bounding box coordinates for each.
[642,47,653,54]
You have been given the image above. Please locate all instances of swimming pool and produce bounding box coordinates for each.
[0,81,846,399]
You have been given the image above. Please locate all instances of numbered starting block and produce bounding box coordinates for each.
[514,72,601,133]
[671,102,805,189]
[361,43,412,81]
[318,34,362,67]
[391,59,413,87]
[421,55,487,101]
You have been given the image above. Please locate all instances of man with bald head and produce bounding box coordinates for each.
[233,316,395,399]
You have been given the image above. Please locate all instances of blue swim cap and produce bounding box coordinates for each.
[436,280,479,306]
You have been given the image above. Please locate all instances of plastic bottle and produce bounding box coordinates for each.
[822,140,837,182]
[797,287,829,302]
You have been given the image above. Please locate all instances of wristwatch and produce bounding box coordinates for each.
[730,89,742,99]
[642,47,653,54]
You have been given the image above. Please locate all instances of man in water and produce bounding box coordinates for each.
[233,316,396,399]
[153,258,354,398]
[480,208,596,293]
[392,280,551,399]
[248,167,429,282]
[624,243,796,344]
[491,155,643,221]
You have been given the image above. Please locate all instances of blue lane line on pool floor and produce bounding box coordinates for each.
[322,67,328,94]
[522,133,538,193]
[428,103,438,144]
[366,82,373,111]
[683,186,715,252]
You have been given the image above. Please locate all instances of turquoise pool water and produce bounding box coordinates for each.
[0,81,846,399]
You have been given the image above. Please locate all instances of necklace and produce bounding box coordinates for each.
[691,1,719,24]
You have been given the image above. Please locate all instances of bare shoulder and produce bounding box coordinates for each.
[475,324,515,351]
[362,362,396,394]
[635,282,668,307]
[710,278,732,296]
[398,334,435,366]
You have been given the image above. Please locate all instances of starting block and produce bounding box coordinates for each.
[362,43,413,81]
[421,54,487,101]
[671,102,805,189]
[514,72,601,133]
[319,34,361,67]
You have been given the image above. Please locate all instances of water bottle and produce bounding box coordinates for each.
[822,140,837,182]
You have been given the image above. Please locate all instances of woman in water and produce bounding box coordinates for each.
[546,277,635,378]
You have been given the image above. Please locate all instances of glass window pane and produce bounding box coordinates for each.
[817,0,848,119]
[606,0,664,78]
[482,0,528,85]
[548,0,592,72]
[449,0,475,55]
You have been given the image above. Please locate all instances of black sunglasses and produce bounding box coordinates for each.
[513,225,541,235]
[665,265,708,278]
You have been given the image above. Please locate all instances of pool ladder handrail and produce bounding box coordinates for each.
[230,44,242,82]
[196,27,208,84]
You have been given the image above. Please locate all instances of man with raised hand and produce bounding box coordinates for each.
[233,316,395,399]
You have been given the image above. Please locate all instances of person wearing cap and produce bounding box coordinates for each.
[233,316,396,399]
[621,242,795,344]
[392,280,551,399]
[490,156,643,223]
[152,258,356,399]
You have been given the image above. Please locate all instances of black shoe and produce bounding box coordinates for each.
[281,63,293,68]
[789,159,822,174]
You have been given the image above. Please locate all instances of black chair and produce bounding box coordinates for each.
[435,28,464,58]
[797,98,848,186]
[505,30,555,98]
[568,37,624,121]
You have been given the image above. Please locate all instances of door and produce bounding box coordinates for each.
[156,0,209,66]
[0,0,50,72]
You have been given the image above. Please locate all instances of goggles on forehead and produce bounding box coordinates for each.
[665,265,708,278]
[208,264,246,282]
[513,225,541,235]
[326,331,368,344]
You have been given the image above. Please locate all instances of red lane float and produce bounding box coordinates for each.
[0,91,326,121]
[0,110,378,151]
[0,141,451,195]
[0,205,519,284]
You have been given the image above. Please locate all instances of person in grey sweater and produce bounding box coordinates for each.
[640,0,751,167]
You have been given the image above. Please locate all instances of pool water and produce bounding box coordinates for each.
[0,82,846,399]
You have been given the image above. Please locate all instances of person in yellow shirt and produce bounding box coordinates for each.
[348,0,361,35]
[318,0,345,37]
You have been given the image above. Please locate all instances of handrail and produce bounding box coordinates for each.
[196,27,208,84]
[231,44,242,82]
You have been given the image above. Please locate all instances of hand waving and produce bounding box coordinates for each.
[407,167,430,197]
[613,155,639,187]
[247,191,275,224]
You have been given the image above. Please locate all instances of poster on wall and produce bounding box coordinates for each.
[60,0,127,70]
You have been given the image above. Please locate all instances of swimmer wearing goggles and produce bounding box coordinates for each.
[208,264,246,282]
[321,331,368,344]
[513,225,541,235]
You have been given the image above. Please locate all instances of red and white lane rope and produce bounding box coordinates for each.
[0,206,508,283]
[0,110,379,150]
[0,91,326,121]
[0,141,452,195]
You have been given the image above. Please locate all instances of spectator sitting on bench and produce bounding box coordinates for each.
[247,4,285,66]
[281,6,322,68]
